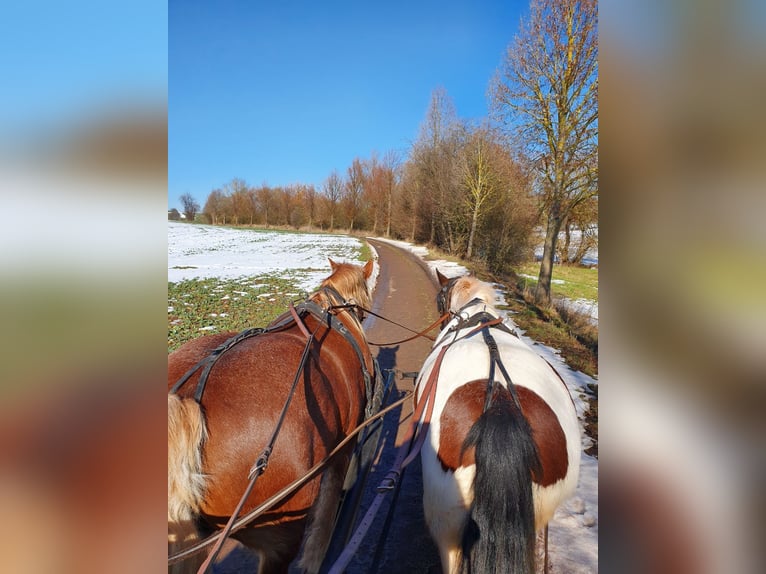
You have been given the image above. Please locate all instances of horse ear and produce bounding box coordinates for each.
[436,269,450,286]
[328,258,338,271]
[362,259,374,279]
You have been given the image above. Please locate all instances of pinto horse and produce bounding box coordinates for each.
[168,259,375,574]
[417,271,581,574]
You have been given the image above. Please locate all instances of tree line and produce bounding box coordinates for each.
[174,0,597,304]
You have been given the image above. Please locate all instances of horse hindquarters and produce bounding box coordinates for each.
[461,393,541,574]
[168,393,208,574]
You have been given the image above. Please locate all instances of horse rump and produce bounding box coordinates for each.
[168,393,208,573]
[460,388,541,574]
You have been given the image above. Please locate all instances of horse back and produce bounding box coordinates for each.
[167,322,367,525]
[422,330,580,521]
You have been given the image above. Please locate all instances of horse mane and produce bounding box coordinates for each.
[449,275,496,312]
[319,261,372,311]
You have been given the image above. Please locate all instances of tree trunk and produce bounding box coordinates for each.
[571,223,593,265]
[330,212,334,232]
[535,209,562,306]
[466,203,480,259]
[386,190,392,237]
[561,218,571,264]
[429,210,436,244]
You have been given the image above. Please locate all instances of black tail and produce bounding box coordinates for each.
[460,389,541,574]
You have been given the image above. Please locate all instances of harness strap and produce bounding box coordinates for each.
[445,305,517,338]
[351,305,441,343]
[480,326,522,413]
[169,327,265,398]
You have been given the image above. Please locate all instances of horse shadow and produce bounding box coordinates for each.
[332,344,440,573]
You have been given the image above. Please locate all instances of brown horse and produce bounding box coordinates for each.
[168,259,375,574]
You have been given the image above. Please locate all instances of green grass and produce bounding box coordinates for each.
[168,273,312,351]
[515,262,598,302]
[168,236,370,352]
[357,240,373,263]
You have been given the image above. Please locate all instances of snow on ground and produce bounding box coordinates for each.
[168,222,366,290]
[370,235,598,573]
[533,226,599,268]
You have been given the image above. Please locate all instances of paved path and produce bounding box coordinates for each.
[337,238,442,573]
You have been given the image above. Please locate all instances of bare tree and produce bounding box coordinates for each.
[203,189,225,224]
[224,178,249,224]
[322,171,343,231]
[180,192,200,222]
[410,87,461,250]
[491,0,598,304]
[363,153,388,235]
[344,158,365,232]
[461,128,498,259]
[383,150,401,238]
[255,185,274,226]
[300,184,317,228]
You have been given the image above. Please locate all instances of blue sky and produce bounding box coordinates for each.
[0,1,166,135]
[169,1,528,210]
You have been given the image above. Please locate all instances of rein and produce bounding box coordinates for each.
[329,302,449,346]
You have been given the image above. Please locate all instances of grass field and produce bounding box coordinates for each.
[168,274,310,351]
[515,262,598,302]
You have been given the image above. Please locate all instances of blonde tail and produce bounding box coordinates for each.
[168,394,208,573]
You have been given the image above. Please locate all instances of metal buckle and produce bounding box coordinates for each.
[376,471,400,492]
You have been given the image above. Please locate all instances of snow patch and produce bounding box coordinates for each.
[168,222,365,290]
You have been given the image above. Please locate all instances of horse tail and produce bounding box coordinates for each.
[460,388,541,574]
[168,393,208,574]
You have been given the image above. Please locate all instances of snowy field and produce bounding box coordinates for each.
[167,225,597,572]
[168,222,365,289]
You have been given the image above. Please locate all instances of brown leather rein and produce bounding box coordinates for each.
[330,303,449,345]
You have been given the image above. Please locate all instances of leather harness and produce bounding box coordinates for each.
[169,287,377,417]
